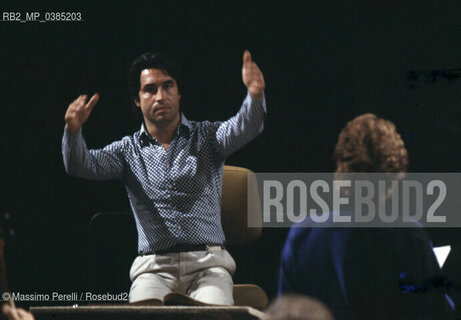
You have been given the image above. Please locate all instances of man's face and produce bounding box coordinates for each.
[136,68,181,126]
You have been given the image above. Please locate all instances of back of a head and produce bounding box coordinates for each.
[264,295,335,320]
[334,113,408,174]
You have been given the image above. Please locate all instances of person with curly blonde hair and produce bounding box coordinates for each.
[278,114,454,319]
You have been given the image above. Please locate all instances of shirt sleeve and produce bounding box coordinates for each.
[215,92,266,158]
[61,128,125,180]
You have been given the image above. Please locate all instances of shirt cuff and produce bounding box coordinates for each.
[245,91,267,115]
[63,126,83,144]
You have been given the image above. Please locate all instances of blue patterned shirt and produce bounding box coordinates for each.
[62,93,266,253]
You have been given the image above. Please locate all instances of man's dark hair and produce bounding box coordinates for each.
[128,52,182,103]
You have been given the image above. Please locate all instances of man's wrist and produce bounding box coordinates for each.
[248,90,264,102]
[63,125,82,139]
[65,123,80,134]
[247,90,265,103]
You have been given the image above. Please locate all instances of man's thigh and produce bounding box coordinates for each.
[188,266,234,305]
[185,249,236,305]
[129,272,175,302]
[129,254,178,303]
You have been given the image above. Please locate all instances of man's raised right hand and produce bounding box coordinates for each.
[64,93,99,133]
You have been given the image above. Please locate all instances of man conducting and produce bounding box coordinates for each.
[62,51,266,305]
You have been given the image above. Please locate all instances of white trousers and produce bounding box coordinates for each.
[129,247,236,305]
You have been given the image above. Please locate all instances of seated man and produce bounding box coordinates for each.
[278,114,454,319]
[62,51,266,305]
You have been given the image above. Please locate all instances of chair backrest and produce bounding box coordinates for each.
[221,166,262,246]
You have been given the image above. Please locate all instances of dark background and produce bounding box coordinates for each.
[1,0,460,308]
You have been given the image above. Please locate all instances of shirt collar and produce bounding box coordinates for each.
[138,113,192,147]
[179,113,192,133]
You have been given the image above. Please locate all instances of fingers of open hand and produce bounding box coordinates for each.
[2,305,30,320]
[2,304,13,318]
[68,95,87,114]
[85,93,99,111]
[16,309,34,320]
[243,50,252,66]
[74,94,88,110]
[243,63,265,87]
[65,94,87,123]
[66,93,99,117]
